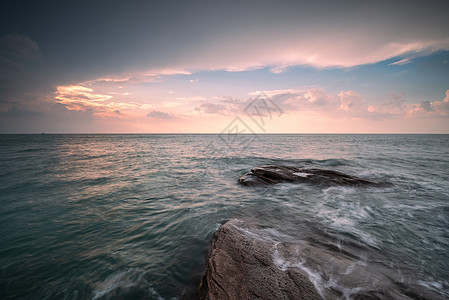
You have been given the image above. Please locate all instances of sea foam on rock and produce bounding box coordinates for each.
[199,219,323,300]
[199,219,439,300]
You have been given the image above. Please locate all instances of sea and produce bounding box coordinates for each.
[0,134,448,299]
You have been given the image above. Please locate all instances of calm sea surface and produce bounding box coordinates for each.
[0,134,448,299]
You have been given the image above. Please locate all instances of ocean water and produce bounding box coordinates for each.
[0,134,448,299]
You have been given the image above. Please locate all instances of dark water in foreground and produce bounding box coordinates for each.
[0,134,448,299]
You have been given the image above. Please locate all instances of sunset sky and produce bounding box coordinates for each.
[1,0,448,133]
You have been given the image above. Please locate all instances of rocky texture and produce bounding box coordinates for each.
[238,165,384,187]
[199,219,323,300]
[199,219,438,300]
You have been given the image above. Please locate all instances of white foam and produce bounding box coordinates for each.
[384,204,432,211]
[332,217,355,227]
[324,278,365,300]
[92,268,161,300]
[272,243,326,298]
[272,244,377,300]
[229,221,286,244]
[417,279,449,299]
[293,172,310,178]
[148,287,165,300]
[417,279,446,292]
[316,189,379,249]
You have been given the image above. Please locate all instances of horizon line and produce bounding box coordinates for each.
[1,133,448,135]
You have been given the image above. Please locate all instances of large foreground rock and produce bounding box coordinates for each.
[199,219,439,300]
[238,165,384,187]
[199,219,322,300]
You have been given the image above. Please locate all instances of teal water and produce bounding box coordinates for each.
[0,134,448,299]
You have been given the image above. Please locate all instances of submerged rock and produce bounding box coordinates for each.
[238,165,383,187]
[199,219,323,300]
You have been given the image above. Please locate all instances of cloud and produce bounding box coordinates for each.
[86,68,192,85]
[174,96,206,102]
[408,90,449,117]
[247,88,341,113]
[245,88,448,120]
[388,57,413,66]
[54,85,152,117]
[418,100,432,112]
[0,34,40,79]
[194,102,227,114]
[55,85,113,110]
[193,96,250,115]
[54,1,449,84]
[210,39,449,72]
[0,55,24,73]
[184,1,449,72]
[92,76,131,83]
[140,69,191,77]
[339,90,368,113]
[146,110,176,119]
[368,93,407,116]
[432,90,449,115]
[0,34,40,59]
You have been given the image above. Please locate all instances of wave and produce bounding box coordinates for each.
[92,268,163,300]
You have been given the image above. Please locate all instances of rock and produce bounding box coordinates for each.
[238,165,383,187]
[199,219,323,300]
[199,219,438,300]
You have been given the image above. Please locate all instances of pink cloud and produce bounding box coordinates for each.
[245,88,449,121]
[172,36,449,73]
[408,90,449,117]
[55,85,113,110]
[76,36,449,85]
[146,110,176,119]
[369,93,408,116]
[140,68,191,77]
[84,68,192,86]
[194,102,227,114]
[248,88,339,113]
[388,57,413,66]
[339,90,368,113]
[54,85,152,117]
[91,76,131,83]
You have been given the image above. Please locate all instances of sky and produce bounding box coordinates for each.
[0,0,448,133]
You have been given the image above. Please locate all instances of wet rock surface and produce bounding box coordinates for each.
[238,165,384,187]
[199,219,323,300]
[199,219,440,300]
